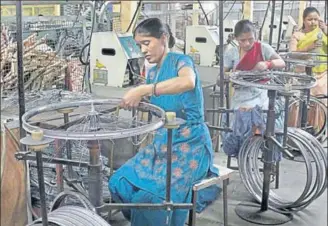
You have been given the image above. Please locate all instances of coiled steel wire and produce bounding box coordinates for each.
[288,96,327,143]
[238,127,327,213]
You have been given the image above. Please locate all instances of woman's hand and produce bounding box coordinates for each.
[120,85,152,109]
[306,40,323,51]
[252,61,268,71]
[319,20,328,35]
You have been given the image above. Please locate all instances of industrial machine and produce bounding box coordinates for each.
[185,25,220,67]
[185,23,235,67]
[90,32,144,88]
[283,16,297,41]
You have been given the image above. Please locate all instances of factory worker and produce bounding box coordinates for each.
[108,18,220,226]
[289,7,327,134]
[221,19,286,159]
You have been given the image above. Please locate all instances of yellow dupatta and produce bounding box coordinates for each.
[297,27,327,73]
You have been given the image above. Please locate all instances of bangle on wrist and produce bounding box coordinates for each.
[265,61,273,70]
[154,83,158,96]
[151,84,155,96]
[151,83,158,96]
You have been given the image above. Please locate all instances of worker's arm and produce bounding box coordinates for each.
[120,60,196,108]
[252,43,286,71]
[289,32,300,52]
[142,67,195,96]
[269,53,286,69]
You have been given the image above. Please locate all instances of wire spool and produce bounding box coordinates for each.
[29,206,111,226]
[238,127,327,213]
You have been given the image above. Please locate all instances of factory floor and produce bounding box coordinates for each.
[90,82,326,226]
[108,150,327,226]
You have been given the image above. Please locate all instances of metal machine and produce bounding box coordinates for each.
[283,16,297,41]
[185,23,235,67]
[90,32,144,88]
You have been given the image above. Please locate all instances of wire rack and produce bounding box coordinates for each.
[1,2,122,96]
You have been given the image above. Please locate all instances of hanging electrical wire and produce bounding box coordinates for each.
[126,0,143,33]
[224,0,237,20]
[198,0,210,25]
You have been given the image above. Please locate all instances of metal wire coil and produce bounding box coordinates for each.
[229,71,317,91]
[238,127,327,213]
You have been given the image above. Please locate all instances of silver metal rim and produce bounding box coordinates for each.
[229,71,317,91]
[22,98,166,140]
[280,52,328,58]
[280,52,328,66]
[283,58,327,66]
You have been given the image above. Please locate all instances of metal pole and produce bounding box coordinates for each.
[300,67,312,129]
[276,0,284,52]
[16,0,26,142]
[63,113,74,178]
[282,94,290,147]
[325,0,327,24]
[88,141,103,209]
[166,128,173,224]
[166,129,173,202]
[269,0,276,46]
[261,90,277,211]
[36,152,49,226]
[219,0,224,108]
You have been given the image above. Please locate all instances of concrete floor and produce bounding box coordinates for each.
[108,150,327,226]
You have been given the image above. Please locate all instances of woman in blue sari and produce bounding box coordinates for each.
[108,18,220,226]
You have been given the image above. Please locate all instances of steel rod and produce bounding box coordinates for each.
[269,0,276,46]
[261,90,277,211]
[166,128,173,203]
[55,140,64,193]
[219,0,225,108]
[300,66,313,129]
[206,108,269,113]
[63,113,74,178]
[36,152,48,226]
[282,95,290,147]
[15,152,89,167]
[2,1,120,5]
[88,140,103,209]
[225,80,230,127]
[97,203,193,210]
[16,0,26,144]
[277,0,285,51]
[325,0,327,24]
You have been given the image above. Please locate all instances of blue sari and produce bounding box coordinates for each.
[108,52,220,226]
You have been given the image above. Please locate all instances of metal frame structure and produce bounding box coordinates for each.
[229,70,321,225]
[17,99,210,225]
[281,52,328,139]
[12,1,327,225]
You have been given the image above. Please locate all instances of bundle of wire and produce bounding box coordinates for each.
[238,127,327,213]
